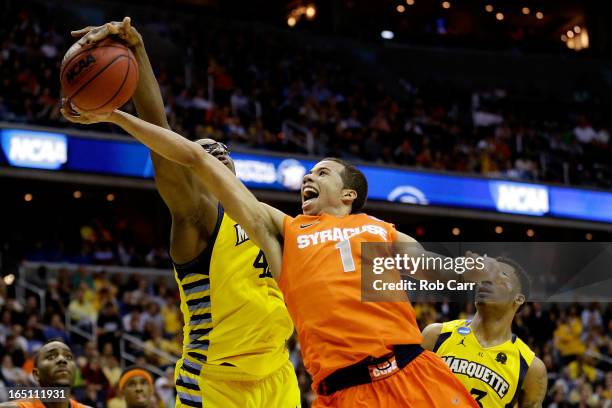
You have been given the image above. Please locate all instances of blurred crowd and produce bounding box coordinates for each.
[1,2,611,188]
[24,216,172,269]
[0,266,182,407]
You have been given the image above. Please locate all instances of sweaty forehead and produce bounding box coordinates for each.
[312,160,344,174]
[127,376,150,387]
[41,341,71,355]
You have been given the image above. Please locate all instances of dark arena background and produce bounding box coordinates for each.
[0,0,611,406]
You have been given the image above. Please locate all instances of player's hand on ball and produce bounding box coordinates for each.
[72,16,143,48]
[60,98,115,125]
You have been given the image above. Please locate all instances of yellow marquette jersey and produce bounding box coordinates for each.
[433,319,535,408]
[173,204,294,378]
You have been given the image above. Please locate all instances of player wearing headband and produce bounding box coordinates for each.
[118,367,154,408]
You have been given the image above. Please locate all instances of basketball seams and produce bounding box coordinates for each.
[68,54,128,105]
[60,40,138,113]
[60,44,130,80]
[89,53,136,112]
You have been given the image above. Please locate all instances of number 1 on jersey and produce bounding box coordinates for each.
[335,239,356,272]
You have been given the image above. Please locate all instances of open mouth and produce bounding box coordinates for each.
[302,186,319,205]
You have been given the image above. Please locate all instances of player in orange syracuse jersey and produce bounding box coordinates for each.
[279,159,477,407]
[63,101,478,406]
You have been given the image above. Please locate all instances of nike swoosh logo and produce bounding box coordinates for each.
[300,222,319,229]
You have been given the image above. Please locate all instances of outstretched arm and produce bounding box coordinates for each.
[71,18,216,262]
[61,107,286,277]
[396,232,488,283]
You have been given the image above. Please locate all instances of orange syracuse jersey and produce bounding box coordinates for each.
[280,212,422,389]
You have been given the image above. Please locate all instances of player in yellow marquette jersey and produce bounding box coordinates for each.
[421,256,547,408]
[70,18,299,407]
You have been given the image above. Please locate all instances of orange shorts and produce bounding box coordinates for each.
[313,350,479,408]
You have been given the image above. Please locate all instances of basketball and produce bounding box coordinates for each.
[60,38,138,114]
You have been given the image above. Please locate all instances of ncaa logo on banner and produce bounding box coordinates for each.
[388,186,429,205]
[1,129,67,170]
[491,181,549,215]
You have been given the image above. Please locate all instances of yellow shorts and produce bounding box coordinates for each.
[174,357,301,408]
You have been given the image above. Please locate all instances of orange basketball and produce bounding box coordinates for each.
[60,38,138,114]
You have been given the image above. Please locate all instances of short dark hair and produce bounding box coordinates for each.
[34,338,70,368]
[497,257,530,301]
[322,158,368,212]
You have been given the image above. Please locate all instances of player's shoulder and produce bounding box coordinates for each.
[525,355,546,377]
[511,333,536,363]
[286,214,316,227]
[361,212,393,226]
[422,319,468,351]
[354,212,398,236]
[441,318,470,333]
[421,322,443,351]
[363,213,384,223]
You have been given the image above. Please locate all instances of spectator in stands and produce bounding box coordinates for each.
[80,382,104,408]
[23,295,40,321]
[145,246,171,269]
[45,278,67,316]
[101,356,122,389]
[581,303,603,331]
[43,313,70,344]
[568,354,598,383]
[23,322,45,355]
[141,301,163,336]
[10,326,27,355]
[130,278,149,305]
[554,308,586,364]
[160,294,181,337]
[143,326,179,367]
[96,286,117,313]
[154,366,175,408]
[122,305,145,333]
[96,302,123,355]
[0,354,29,386]
[70,267,95,291]
[82,357,111,403]
[0,310,13,343]
[68,286,98,330]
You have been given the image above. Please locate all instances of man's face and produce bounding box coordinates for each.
[475,258,522,310]
[123,376,152,408]
[301,160,349,215]
[34,341,76,386]
[197,138,235,174]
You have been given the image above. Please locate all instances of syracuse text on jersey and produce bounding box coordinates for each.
[296,224,388,249]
